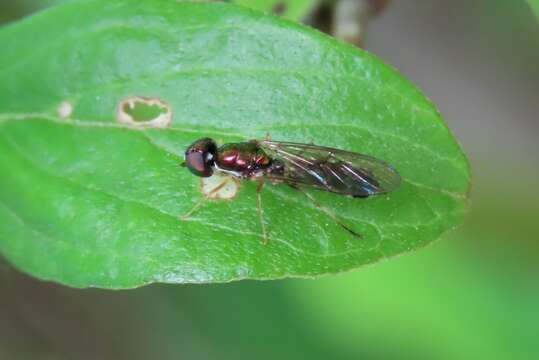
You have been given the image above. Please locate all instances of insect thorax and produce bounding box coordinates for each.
[216,142,272,177]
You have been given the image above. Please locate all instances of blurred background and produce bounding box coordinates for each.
[1,0,538,359]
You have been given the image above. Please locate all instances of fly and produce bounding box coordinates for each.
[182,137,401,243]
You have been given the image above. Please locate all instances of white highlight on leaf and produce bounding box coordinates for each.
[57,101,73,119]
[117,96,172,128]
[201,172,240,200]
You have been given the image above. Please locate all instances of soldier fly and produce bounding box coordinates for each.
[182,137,401,243]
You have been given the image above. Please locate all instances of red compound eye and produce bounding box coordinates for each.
[184,138,217,177]
[185,151,213,177]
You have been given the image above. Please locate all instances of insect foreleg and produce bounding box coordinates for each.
[179,197,207,220]
[288,184,362,239]
[180,177,232,220]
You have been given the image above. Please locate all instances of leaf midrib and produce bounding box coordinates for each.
[0,115,456,246]
[0,113,466,272]
[0,122,396,259]
[0,113,467,201]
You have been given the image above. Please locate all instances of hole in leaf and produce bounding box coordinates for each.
[122,102,164,122]
[117,96,172,128]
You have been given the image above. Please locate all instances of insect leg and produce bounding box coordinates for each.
[179,198,207,220]
[256,180,269,244]
[289,184,362,239]
[180,177,231,220]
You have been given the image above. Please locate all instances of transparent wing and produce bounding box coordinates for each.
[259,140,401,197]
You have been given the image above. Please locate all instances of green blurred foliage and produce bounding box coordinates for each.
[290,240,539,360]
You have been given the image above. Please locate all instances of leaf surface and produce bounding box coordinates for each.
[0,0,470,288]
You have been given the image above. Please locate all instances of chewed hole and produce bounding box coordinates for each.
[122,101,165,122]
[117,96,172,128]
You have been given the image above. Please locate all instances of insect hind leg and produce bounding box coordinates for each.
[289,184,362,239]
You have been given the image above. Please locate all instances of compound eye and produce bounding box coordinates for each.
[185,151,213,177]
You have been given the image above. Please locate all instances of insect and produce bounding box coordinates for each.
[182,137,401,243]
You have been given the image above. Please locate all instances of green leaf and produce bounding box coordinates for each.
[0,0,470,288]
[232,0,317,21]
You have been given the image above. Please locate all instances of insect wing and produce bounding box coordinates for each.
[259,141,401,197]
